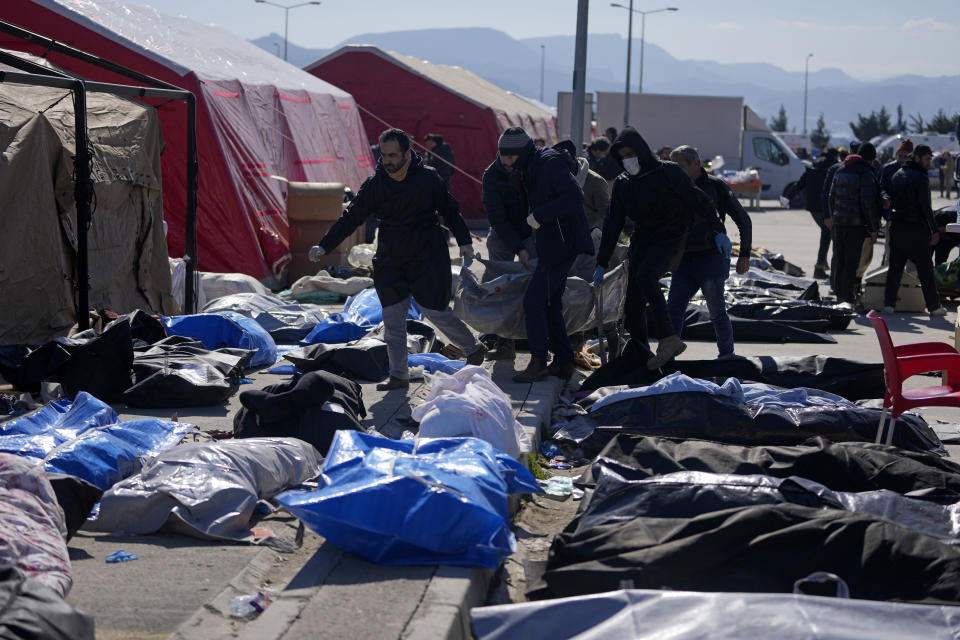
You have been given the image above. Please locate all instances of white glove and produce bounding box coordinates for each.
[526,214,540,230]
[779,196,790,208]
[308,245,326,262]
[459,245,475,259]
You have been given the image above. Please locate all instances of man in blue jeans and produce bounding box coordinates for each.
[668,146,753,359]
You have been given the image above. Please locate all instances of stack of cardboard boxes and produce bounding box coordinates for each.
[286,181,364,280]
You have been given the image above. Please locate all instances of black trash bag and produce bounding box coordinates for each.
[580,434,960,496]
[369,319,436,354]
[45,473,103,540]
[554,391,943,456]
[760,251,804,277]
[726,300,855,330]
[234,370,366,456]
[577,468,960,544]
[284,338,388,382]
[104,309,166,344]
[122,336,252,408]
[581,354,884,401]
[539,500,960,604]
[0,565,95,640]
[726,268,819,300]
[678,306,836,343]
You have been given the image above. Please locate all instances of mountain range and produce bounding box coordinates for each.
[252,27,960,139]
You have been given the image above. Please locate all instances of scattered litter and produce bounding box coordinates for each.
[239,378,253,384]
[549,462,573,470]
[105,550,138,563]
[539,442,562,459]
[267,364,298,375]
[539,476,574,500]
[229,591,271,618]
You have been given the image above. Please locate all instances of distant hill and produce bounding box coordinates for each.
[251,28,960,137]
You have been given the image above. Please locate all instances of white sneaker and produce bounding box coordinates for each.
[930,307,949,317]
[882,306,895,314]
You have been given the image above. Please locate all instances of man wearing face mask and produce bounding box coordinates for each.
[594,127,718,370]
[309,128,485,390]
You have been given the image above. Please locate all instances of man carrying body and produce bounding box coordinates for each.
[884,144,948,317]
[498,128,594,382]
[828,142,882,305]
[310,128,484,390]
[594,127,716,370]
[668,145,753,359]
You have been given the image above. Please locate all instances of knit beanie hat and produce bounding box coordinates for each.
[498,127,531,154]
[897,138,914,154]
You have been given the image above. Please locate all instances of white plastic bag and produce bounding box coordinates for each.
[347,244,375,268]
[411,365,531,458]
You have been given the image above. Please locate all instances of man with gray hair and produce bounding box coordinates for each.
[668,145,753,359]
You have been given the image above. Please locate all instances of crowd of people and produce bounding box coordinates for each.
[305,122,784,383]
[792,137,955,316]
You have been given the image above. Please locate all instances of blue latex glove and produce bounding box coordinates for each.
[592,266,605,287]
[714,233,732,259]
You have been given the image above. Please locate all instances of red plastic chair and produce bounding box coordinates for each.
[867,310,960,444]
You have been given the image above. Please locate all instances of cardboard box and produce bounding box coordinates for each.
[286,181,346,222]
[861,266,926,312]
[286,221,365,281]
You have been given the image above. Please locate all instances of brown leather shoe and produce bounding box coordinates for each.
[512,356,549,383]
[546,361,575,379]
[465,345,487,366]
[487,339,516,360]
[376,377,410,391]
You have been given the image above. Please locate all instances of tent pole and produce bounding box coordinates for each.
[185,95,199,314]
[72,81,92,330]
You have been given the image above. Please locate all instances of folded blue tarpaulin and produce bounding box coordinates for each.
[162,311,277,368]
[275,431,541,568]
[0,392,194,490]
[408,353,466,375]
[300,288,422,345]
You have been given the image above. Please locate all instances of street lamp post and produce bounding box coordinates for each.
[540,44,545,103]
[803,53,813,135]
[610,4,677,127]
[254,0,321,61]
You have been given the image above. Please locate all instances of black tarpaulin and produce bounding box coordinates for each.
[284,338,388,382]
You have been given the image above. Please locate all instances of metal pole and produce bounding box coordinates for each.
[283,7,290,61]
[540,44,545,103]
[623,0,633,127]
[571,0,589,151]
[639,12,646,95]
[72,82,91,331]
[803,53,812,135]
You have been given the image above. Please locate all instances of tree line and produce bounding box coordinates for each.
[769,103,959,150]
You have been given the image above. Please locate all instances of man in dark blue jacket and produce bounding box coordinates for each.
[594,127,716,370]
[828,142,881,304]
[499,128,593,382]
[884,144,947,316]
[791,147,837,278]
[668,145,752,359]
[310,128,484,390]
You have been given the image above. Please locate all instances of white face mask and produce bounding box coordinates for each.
[623,157,641,175]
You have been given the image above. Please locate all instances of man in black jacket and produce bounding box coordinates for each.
[501,128,594,382]
[883,144,947,316]
[594,127,716,370]
[423,133,456,187]
[310,128,484,390]
[668,145,753,359]
[587,136,622,181]
[480,135,538,360]
[828,142,881,304]
[792,147,837,278]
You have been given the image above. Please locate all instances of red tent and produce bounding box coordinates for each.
[305,45,558,221]
[2,0,374,281]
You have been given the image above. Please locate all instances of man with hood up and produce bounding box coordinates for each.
[496,127,594,382]
[310,128,485,390]
[594,127,718,370]
[423,133,456,187]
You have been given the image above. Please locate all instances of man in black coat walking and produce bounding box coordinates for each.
[828,142,881,305]
[500,128,594,382]
[791,147,837,278]
[594,127,716,370]
[883,144,947,316]
[310,128,484,390]
[423,133,456,188]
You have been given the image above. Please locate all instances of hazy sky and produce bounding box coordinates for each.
[127,0,958,80]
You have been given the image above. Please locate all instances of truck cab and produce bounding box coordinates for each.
[742,130,807,199]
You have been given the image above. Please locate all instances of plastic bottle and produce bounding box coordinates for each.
[229,592,271,618]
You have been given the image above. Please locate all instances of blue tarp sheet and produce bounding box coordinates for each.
[408,353,466,375]
[301,288,422,345]
[0,392,195,490]
[162,311,277,368]
[275,431,541,568]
